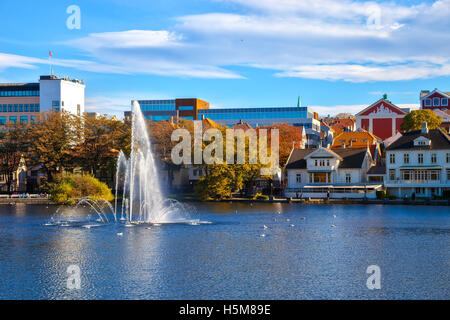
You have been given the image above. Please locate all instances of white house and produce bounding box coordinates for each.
[284,147,382,199]
[385,124,450,198]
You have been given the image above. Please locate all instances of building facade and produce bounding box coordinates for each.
[284,147,381,199]
[126,98,210,121]
[385,125,450,198]
[420,89,449,110]
[356,97,409,140]
[198,106,321,147]
[0,75,85,125]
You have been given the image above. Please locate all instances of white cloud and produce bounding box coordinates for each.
[2,0,450,82]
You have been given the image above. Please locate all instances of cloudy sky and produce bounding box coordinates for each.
[1,0,449,117]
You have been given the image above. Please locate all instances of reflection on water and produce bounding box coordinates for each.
[0,203,448,299]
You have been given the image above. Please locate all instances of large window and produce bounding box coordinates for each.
[296,174,301,184]
[447,153,450,163]
[0,117,6,125]
[389,153,395,164]
[433,97,440,106]
[9,116,17,124]
[404,153,409,164]
[20,116,28,124]
[389,169,396,180]
[1,105,6,112]
[309,172,330,183]
[418,153,424,164]
[345,174,351,184]
[442,98,448,107]
[425,99,432,106]
[431,153,437,164]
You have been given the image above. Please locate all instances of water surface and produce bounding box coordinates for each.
[0,203,448,299]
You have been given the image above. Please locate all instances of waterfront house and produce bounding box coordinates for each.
[284,147,382,199]
[420,89,450,111]
[385,123,450,198]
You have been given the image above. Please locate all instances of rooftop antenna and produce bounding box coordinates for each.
[297,96,301,108]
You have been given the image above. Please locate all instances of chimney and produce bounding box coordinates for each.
[421,122,428,134]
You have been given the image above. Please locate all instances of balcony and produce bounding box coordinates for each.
[385,179,448,186]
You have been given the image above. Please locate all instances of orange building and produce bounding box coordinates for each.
[331,130,382,162]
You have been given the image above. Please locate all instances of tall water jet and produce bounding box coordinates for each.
[117,101,193,224]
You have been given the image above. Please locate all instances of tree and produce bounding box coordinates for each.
[0,123,29,193]
[71,114,130,178]
[400,110,442,132]
[27,111,81,182]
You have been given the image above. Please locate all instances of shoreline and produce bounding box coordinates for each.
[1,197,448,206]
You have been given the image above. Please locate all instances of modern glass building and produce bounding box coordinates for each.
[198,106,321,147]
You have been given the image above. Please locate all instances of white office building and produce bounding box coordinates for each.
[39,75,85,115]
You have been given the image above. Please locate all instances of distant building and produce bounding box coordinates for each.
[0,75,85,125]
[355,96,409,140]
[126,98,210,121]
[283,147,381,199]
[331,130,382,163]
[420,89,450,110]
[385,124,450,198]
[329,118,356,132]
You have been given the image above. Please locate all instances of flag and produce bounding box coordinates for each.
[49,50,52,57]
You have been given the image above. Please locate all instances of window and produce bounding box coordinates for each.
[178,106,194,111]
[442,98,448,106]
[418,153,423,164]
[9,116,17,124]
[0,117,6,125]
[61,101,64,107]
[431,153,437,164]
[404,153,409,164]
[389,169,396,180]
[35,104,39,112]
[1,104,6,112]
[447,169,450,181]
[31,116,38,124]
[77,104,81,116]
[19,104,23,112]
[8,105,12,112]
[389,153,395,164]
[24,104,29,112]
[345,174,351,184]
[326,159,330,166]
[52,100,60,107]
[447,153,450,163]
[296,174,301,184]
[14,105,18,112]
[425,98,432,106]
[433,97,440,106]
[20,116,28,124]
[315,160,318,166]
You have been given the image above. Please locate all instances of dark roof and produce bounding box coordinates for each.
[367,166,386,175]
[285,147,368,169]
[285,149,315,169]
[386,129,450,151]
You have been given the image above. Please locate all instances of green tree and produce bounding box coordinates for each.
[400,110,442,132]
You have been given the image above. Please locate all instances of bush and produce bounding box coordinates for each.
[253,193,269,200]
[49,174,114,204]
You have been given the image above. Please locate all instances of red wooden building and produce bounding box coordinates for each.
[420,89,449,110]
[355,97,409,140]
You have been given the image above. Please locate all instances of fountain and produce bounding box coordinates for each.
[114,100,195,224]
[47,101,203,228]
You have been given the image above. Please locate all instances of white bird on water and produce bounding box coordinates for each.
[260,234,266,237]
[117,232,123,236]
[333,214,337,218]
[331,225,336,228]
[263,225,269,229]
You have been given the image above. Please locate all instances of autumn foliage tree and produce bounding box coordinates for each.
[400,110,442,132]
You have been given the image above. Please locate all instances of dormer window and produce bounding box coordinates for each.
[425,98,432,106]
[414,137,431,147]
[433,97,440,106]
[442,98,448,107]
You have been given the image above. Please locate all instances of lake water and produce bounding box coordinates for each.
[0,203,448,300]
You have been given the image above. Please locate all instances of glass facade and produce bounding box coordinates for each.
[138,100,176,112]
[0,90,39,96]
[0,103,39,113]
[198,107,309,121]
[0,117,6,125]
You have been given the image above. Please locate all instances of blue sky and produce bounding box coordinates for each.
[1,0,449,117]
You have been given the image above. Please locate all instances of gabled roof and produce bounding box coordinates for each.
[304,147,343,160]
[285,148,369,169]
[332,130,380,148]
[356,98,407,116]
[367,166,386,175]
[420,89,450,99]
[386,129,450,151]
[231,120,252,131]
